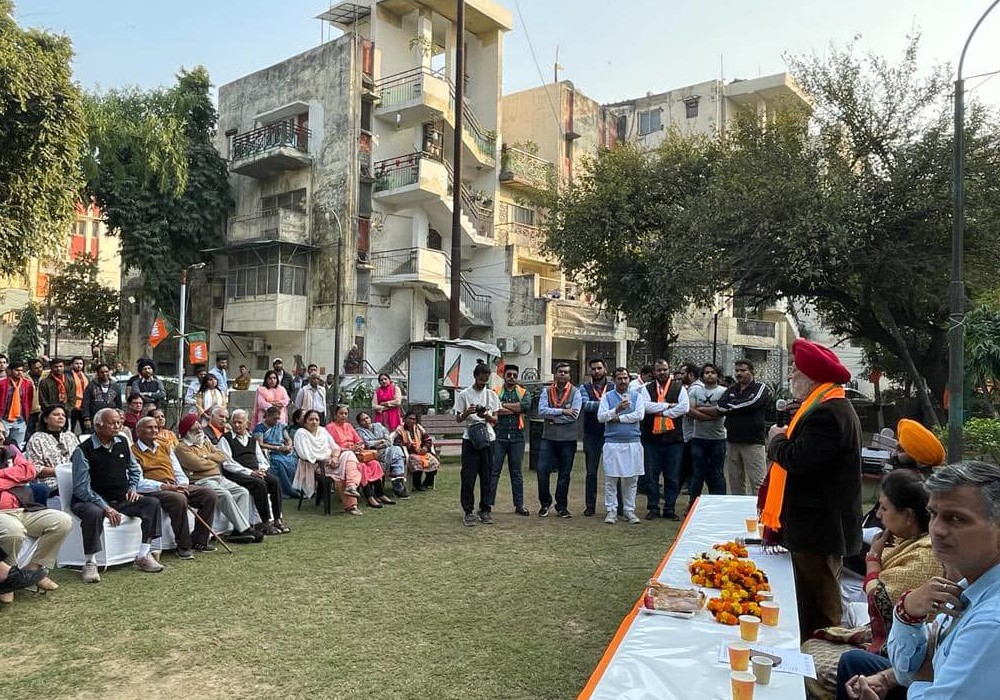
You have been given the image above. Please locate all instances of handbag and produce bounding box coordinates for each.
[467,421,491,450]
[357,450,379,463]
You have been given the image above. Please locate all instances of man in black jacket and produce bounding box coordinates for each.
[272,358,295,402]
[764,338,862,639]
[715,359,770,495]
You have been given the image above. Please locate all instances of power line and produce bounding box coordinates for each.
[511,0,564,138]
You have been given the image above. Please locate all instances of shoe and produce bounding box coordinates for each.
[583,507,596,517]
[344,485,361,497]
[80,562,100,584]
[347,507,364,516]
[275,520,292,533]
[479,511,494,525]
[175,548,195,560]
[35,576,59,591]
[134,555,165,573]
[538,506,550,518]
[379,495,396,505]
[664,512,681,522]
[395,491,411,499]
[463,512,478,527]
[193,542,217,552]
[645,510,660,521]
[626,512,642,525]
[228,529,256,544]
[367,498,383,509]
[514,506,530,516]
[604,512,617,525]
[262,522,284,535]
[557,509,572,519]
[0,565,49,593]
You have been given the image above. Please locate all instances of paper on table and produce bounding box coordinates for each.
[717,641,817,679]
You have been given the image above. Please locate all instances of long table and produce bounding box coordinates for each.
[579,495,806,700]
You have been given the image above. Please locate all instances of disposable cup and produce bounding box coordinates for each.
[745,516,758,533]
[751,656,773,685]
[757,522,765,538]
[731,671,756,700]
[727,641,751,672]
[757,591,774,603]
[760,601,780,626]
[739,614,761,642]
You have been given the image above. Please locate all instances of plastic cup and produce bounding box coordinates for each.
[751,656,773,685]
[760,601,780,626]
[727,641,751,672]
[757,522,765,538]
[731,671,756,700]
[745,516,758,533]
[739,614,761,642]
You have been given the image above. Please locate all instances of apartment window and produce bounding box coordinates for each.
[638,109,662,136]
[684,97,700,119]
[616,115,627,142]
[355,268,371,304]
[511,205,536,227]
[260,188,307,214]
[361,98,373,133]
[227,245,307,299]
[359,182,373,218]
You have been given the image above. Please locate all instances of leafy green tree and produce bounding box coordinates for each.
[6,303,41,363]
[48,254,120,358]
[0,0,87,277]
[82,67,232,313]
[964,307,1000,418]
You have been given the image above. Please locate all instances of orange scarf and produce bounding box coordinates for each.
[6,379,22,421]
[53,373,67,404]
[760,382,845,530]
[653,378,675,434]
[548,382,573,408]
[73,370,88,409]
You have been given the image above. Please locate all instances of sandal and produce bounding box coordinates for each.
[347,507,364,516]
[379,496,397,505]
[275,521,292,534]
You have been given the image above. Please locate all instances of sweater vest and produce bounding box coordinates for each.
[641,380,684,443]
[132,442,175,484]
[222,433,259,471]
[79,437,131,502]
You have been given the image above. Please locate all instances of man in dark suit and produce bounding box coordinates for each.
[763,338,862,640]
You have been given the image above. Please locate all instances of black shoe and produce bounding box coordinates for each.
[175,548,195,560]
[396,491,411,499]
[583,507,596,517]
[228,529,257,544]
[0,566,48,594]
[193,542,217,552]
[514,506,530,516]
[479,511,495,525]
[645,510,660,521]
[538,505,550,517]
[557,509,572,519]
[664,512,681,522]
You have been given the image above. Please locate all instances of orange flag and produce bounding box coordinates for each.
[443,355,461,388]
[188,331,208,365]
[148,313,171,349]
[496,359,506,377]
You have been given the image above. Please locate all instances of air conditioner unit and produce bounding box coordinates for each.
[244,337,266,353]
[496,337,517,353]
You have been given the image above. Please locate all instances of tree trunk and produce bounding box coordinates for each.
[879,305,939,427]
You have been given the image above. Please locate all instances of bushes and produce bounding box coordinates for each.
[934,418,1000,464]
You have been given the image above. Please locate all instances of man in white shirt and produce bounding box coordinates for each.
[295,373,327,424]
[217,409,287,536]
[454,363,501,527]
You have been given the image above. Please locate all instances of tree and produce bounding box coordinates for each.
[48,254,120,358]
[964,307,1000,418]
[0,0,87,277]
[6,304,41,363]
[82,67,232,313]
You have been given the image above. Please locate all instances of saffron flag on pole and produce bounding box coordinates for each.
[496,359,506,377]
[148,313,171,349]
[187,331,208,365]
[443,354,461,388]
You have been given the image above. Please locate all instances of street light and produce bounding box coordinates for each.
[178,262,207,407]
[948,0,1000,462]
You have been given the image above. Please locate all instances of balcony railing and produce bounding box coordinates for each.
[461,281,491,326]
[230,121,311,162]
[227,208,309,245]
[444,160,494,239]
[737,318,777,338]
[370,247,450,280]
[500,145,555,192]
[373,153,422,192]
[497,222,544,249]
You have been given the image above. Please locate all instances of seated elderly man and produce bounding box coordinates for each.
[844,460,1000,700]
[217,409,288,535]
[0,438,72,599]
[70,407,164,583]
[131,417,219,558]
[173,414,260,544]
[205,405,229,445]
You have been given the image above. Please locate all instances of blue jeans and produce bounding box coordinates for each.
[490,430,525,508]
[643,440,684,515]
[537,438,576,511]
[1,418,26,449]
[836,650,904,700]
[689,438,728,500]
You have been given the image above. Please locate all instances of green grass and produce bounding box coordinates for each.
[1,457,686,699]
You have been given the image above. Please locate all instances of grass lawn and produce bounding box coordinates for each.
[1,457,687,699]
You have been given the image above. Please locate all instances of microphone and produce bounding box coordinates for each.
[775,399,787,412]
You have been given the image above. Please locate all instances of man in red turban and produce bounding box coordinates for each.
[762,338,863,639]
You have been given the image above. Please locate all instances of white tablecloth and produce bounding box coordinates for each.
[579,495,806,700]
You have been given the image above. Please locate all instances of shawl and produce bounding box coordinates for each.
[293,427,338,464]
[871,533,941,604]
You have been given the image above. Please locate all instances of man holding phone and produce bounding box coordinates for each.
[455,363,500,527]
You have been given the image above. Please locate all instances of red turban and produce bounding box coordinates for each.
[791,338,851,384]
[178,413,200,438]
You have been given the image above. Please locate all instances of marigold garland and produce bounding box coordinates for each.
[689,542,770,625]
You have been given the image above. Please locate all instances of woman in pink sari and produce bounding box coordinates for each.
[373,373,403,431]
[254,370,290,426]
[327,405,391,509]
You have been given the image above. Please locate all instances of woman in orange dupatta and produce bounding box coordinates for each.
[326,405,388,509]
[395,411,440,491]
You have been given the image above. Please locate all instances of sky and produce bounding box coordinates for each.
[15,0,1000,106]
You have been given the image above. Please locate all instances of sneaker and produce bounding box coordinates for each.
[626,512,641,525]
[344,484,361,497]
[538,506,550,518]
[80,562,101,584]
[583,507,596,517]
[134,555,165,573]
[193,542,217,552]
[175,548,195,560]
[479,511,495,525]
[463,512,478,527]
[514,506,530,516]
[557,509,572,519]
[645,509,660,521]
[604,512,617,525]
[0,565,49,592]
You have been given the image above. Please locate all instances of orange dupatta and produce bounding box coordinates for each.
[759,382,845,531]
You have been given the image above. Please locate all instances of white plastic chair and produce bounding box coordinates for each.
[54,464,143,568]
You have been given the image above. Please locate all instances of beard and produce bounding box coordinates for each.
[184,432,206,447]
[789,374,812,400]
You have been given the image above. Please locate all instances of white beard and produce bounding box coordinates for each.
[184,433,206,447]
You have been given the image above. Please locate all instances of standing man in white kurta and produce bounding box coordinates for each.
[598,367,647,524]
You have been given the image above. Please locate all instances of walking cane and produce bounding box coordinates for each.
[187,506,235,555]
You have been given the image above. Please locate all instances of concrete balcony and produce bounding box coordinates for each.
[224,294,308,333]
[227,208,309,246]
[229,122,312,179]
[499,145,555,194]
[373,153,448,205]
[496,222,545,251]
[375,67,452,131]
[370,247,450,298]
